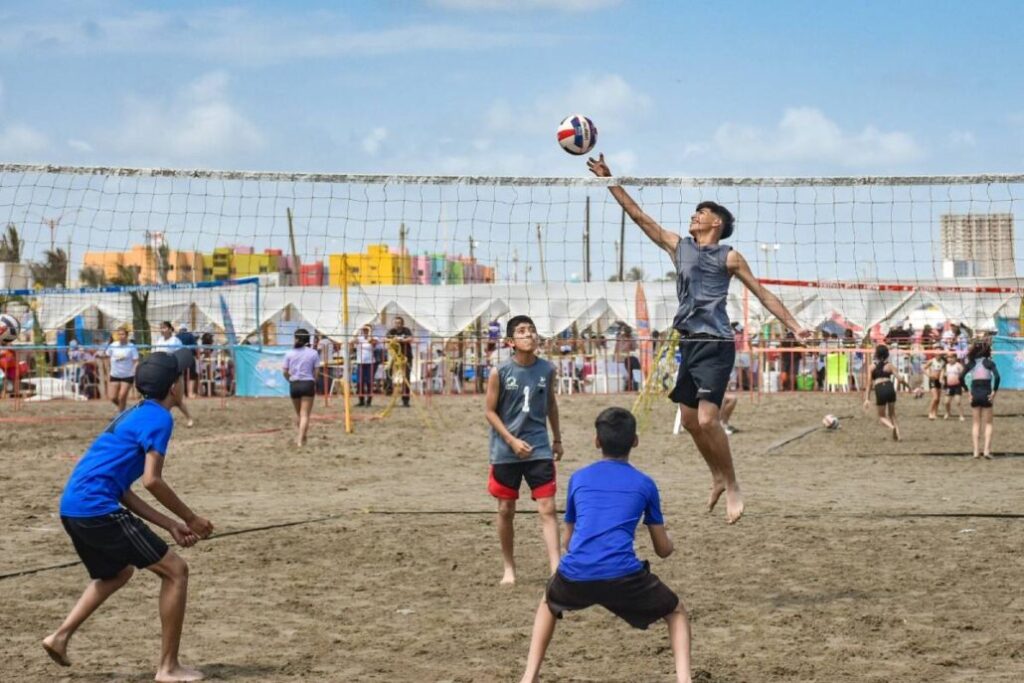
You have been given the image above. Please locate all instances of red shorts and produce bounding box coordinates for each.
[488,460,556,500]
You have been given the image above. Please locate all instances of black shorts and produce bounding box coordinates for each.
[970,383,992,409]
[488,459,556,500]
[928,378,942,390]
[290,380,316,399]
[875,381,896,406]
[946,385,963,397]
[669,337,735,409]
[62,510,169,579]
[546,562,679,630]
[110,376,133,383]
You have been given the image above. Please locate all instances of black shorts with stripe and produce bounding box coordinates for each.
[545,561,679,630]
[669,336,735,409]
[61,510,169,579]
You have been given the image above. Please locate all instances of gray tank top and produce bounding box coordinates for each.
[489,357,555,464]
[672,237,733,338]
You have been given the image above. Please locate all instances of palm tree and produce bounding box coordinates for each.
[110,264,151,348]
[0,223,23,263]
[79,266,107,288]
[624,266,646,282]
[29,248,68,288]
[79,266,109,330]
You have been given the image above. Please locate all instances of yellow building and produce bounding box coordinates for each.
[329,244,412,286]
[83,246,204,284]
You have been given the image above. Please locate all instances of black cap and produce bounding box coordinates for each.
[135,349,192,399]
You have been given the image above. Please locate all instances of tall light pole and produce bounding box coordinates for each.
[759,243,780,279]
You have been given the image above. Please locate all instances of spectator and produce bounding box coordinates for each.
[614,324,640,392]
[176,326,198,397]
[386,316,414,407]
[352,325,376,406]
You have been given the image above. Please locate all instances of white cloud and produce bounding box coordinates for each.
[948,130,976,148]
[0,10,532,63]
[362,127,388,156]
[486,74,652,137]
[605,149,637,175]
[432,0,621,11]
[110,71,263,164]
[707,107,923,168]
[67,139,94,153]
[0,123,49,158]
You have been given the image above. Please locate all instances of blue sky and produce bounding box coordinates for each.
[3,0,1023,176]
[1,0,1023,283]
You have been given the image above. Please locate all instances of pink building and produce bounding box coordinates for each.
[410,255,431,285]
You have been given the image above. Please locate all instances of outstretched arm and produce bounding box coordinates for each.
[587,154,680,257]
[727,250,809,338]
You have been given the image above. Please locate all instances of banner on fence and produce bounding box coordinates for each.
[234,345,289,397]
[992,336,1024,390]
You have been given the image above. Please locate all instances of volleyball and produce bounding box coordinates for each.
[822,414,839,430]
[0,313,20,344]
[557,114,597,155]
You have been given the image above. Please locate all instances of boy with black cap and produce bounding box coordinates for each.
[587,154,810,524]
[519,407,692,683]
[43,348,214,683]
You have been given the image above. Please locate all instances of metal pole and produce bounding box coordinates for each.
[537,223,547,284]
[618,207,625,281]
[584,196,591,282]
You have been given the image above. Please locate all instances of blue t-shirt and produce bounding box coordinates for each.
[558,459,665,581]
[60,400,174,518]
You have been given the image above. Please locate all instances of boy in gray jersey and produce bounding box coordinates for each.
[485,315,564,585]
[588,154,810,524]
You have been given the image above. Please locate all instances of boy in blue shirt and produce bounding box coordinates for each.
[43,349,214,683]
[519,407,692,683]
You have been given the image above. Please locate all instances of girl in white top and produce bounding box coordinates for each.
[154,320,193,427]
[105,326,138,412]
[352,326,377,406]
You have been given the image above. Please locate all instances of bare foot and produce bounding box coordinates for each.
[972,453,982,459]
[155,664,204,682]
[186,419,195,428]
[42,633,70,667]
[706,480,726,514]
[892,425,900,441]
[959,416,965,422]
[725,486,744,524]
[500,568,517,586]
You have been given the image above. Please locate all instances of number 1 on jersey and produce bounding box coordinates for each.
[522,385,530,412]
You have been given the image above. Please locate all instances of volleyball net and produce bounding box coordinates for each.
[1,163,1022,400]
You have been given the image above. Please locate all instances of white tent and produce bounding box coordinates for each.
[19,277,1024,342]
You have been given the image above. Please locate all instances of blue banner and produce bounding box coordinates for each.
[235,345,290,397]
[992,335,1024,390]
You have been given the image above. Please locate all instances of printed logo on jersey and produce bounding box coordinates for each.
[505,375,519,390]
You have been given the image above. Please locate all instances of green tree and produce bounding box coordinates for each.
[0,223,23,263]
[78,266,107,288]
[625,266,646,282]
[29,248,68,288]
[110,265,151,349]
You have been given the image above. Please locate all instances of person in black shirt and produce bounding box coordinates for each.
[387,316,414,407]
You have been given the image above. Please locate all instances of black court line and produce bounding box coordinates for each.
[761,414,857,453]
[0,509,550,582]
[853,452,1024,458]
[6,506,1020,582]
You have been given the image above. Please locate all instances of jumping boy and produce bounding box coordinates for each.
[485,315,563,585]
[588,154,810,523]
[43,349,214,682]
[519,407,692,683]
